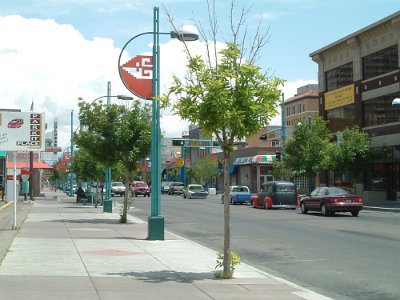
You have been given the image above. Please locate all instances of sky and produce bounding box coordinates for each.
[0,0,399,151]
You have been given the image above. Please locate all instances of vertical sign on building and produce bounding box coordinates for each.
[53,118,58,147]
[29,113,42,147]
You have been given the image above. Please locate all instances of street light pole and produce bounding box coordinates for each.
[281,93,286,160]
[69,110,74,197]
[148,6,164,240]
[118,6,198,240]
[104,81,113,213]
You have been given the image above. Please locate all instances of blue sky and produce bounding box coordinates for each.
[1,0,399,149]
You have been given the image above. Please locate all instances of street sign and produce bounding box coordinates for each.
[0,112,45,151]
[176,157,184,168]
[119,55,153,100]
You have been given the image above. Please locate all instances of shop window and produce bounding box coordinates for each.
[365,164,387,191]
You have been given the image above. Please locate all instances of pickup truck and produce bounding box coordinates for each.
[221,185,254,205]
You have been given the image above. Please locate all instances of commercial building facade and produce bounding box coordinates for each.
[310,11,400,201]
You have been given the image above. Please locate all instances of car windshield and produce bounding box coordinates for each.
[136,183,147,187]
[112,182,124,187]
[174,182,184,186]
[327,187,351,195]
[189,185,203,191]
[232,187,249,192]
[276,184,295,192]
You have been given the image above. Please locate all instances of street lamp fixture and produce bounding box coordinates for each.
[118,6,198,240]
[392,98,400,106]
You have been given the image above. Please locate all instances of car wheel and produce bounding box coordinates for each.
[351,211,359,217]
[230,198,234,205]
[189,194,192,199]
[300,202,308,214]
[183,193,186,199]
[321,204,329,216]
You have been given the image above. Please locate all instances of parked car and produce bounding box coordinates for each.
[182,184,208,199]
[251,181,297,209]
[221,185,254,204]
[111,182,126,197]
[299,187,363,216]
[131,181,150,197]
[168,182,184,195]
[161,181,173,194]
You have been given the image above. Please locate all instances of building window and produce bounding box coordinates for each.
[325,62,353,91]
[272,140,280,147]
[362,44,398,80]
[364,93,400,127]
[326,104,356,132]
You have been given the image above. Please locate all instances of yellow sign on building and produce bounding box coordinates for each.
[324,84,355,110]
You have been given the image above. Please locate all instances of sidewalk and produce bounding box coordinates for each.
[0,189,334,300]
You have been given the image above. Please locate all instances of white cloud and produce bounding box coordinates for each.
[0,15,316,152]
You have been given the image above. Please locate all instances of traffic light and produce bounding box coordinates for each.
[275,151,281,161]
[172,139,185,146]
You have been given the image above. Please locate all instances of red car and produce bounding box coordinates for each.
[8,118,24,128]
[130,181,150,197]
[299,187,363,217]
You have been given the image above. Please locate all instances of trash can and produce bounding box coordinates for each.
[208,188,216,195]
[86,193,93,205]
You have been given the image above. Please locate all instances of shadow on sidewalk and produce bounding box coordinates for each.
[105,269,214,283]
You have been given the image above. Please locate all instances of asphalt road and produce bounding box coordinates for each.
[124,194,400,300]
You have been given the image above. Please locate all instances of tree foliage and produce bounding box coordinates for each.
[72,148,104,183]
[75,98,152,222]
[284,116,332,178]
[191,156,220,185]
[326,126,378,181]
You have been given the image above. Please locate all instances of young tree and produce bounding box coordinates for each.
[284,116,332,190]
[191,156,219,186]
[327,126,377,187]
[162,2,283,278]
[75,98,152,223]
[72,148,105,207]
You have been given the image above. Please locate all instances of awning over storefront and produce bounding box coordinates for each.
[233,155,276,166]
[7,162,53,169]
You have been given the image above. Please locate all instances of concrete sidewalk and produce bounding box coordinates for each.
[0,189,334,300]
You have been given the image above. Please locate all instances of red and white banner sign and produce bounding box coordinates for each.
[119,55,153,100]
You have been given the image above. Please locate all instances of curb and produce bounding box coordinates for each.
[363,206,400,213]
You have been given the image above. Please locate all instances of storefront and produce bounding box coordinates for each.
[232,155,275,193]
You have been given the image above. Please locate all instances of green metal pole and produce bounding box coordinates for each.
[69,110,74,197]
[148,6,164,240]
[281,93,286,160]
[308,115,313,193]
[103,81,113,212]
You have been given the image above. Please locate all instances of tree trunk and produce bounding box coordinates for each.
[222,151,232,278]
[94,177,99,208]
[120,169,129,224]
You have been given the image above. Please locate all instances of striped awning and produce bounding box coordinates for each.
[233,155,276,166]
